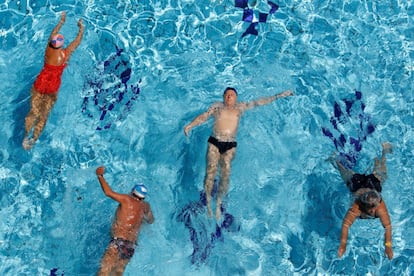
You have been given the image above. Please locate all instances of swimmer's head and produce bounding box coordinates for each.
[131,184,148,199]
[359,190,381,209]
[223,87,238,96]
[50,34,64,49]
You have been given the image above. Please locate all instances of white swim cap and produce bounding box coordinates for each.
[131,184,148,199]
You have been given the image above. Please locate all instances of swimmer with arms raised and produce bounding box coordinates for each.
[184,87,293,219]
[96,166,154,275]
[23,11,84,150]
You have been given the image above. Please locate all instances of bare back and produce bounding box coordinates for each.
[111,196,153,243]
[44,47,67,66]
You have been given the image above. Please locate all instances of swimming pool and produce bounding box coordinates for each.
[1,0,413,275]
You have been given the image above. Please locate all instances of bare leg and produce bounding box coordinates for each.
[204,144,220,217]
[24,109,38,137]
[97,246,119,276]
[23,91,57,149]
[328,152,356,185]
[373,142,392,184]
[216,147,236,220]
[32,93,57,142]
[23,90,42,149]
[335,159,355,184]
[113,258,130,276]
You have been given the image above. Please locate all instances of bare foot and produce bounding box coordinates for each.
[326,152,337,167]
[22,138,35,150]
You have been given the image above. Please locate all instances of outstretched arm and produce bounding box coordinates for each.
[338,204,359,258]
[65,18,84,57]
[243,90,294,110]
[184,105,217,136]
[377,202,393,259]
[48,12,66,42]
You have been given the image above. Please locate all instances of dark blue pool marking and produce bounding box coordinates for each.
[322,90,375,169]
[81,47,141,131]
[176,180,240,265]
[235,0,279,37]
[50,268,64,276]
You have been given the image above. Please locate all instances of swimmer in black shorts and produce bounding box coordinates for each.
[184,87,294,219]
[108,237,136,260]
[330,142,394,259]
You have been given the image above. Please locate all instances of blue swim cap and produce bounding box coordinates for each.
[131,184,148,199]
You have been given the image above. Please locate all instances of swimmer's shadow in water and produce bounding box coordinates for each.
[176,180,240,265]
[81,47,141,131]
[322,90,376,169]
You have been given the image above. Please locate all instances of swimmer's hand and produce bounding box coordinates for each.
[385,244,393,260]
[60,12,66,23]
[184,125,191,136]
[96,166,105,176]
[78,18,83,29]
[276,90,294,99]
[338,243,346,258]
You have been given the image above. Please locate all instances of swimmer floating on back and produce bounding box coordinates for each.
[184,87,293,219]
[23,12,84,150]
[330,142,394,259]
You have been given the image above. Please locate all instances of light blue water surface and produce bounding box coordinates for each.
[0,0,413,275]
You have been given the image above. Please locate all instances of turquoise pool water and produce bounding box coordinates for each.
[1,0,413,275]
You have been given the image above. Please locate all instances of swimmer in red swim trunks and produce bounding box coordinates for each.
[184,87,294,219]
[22,11,84,150]
[95,166,154,276]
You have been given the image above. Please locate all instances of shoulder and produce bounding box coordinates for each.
[211,102,223,108]
[143,201,151,209]
[208,102,223,112]
[349,202,361,214]
[237,102,248,107]
[140,201,152,214]
[237,101,255,112]
[376,200,389,213]
[114,193,134,205]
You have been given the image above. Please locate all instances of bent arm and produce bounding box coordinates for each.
[96,167,125,203]
[65,19,84,58]
[377,202,393,259]
[243,90,294,110]
[338,205,359,257]
[145,203,155,224]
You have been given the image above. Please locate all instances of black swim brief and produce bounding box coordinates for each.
[110,237,136,260]
[208,136,237,154]
[347,173,382,193]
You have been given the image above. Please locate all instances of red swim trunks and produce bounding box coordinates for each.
[33,62,67,94]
